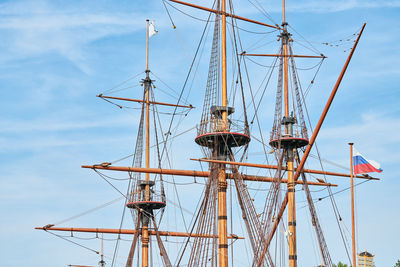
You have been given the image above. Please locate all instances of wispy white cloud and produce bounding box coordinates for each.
[0,1,146,73]
[319,111,399,164]
[0,113,134,134]
[266,0,400,13]
[0,111,139,153]
[321,112,400,142]
[0,134,135,152]
[228,0,400,17]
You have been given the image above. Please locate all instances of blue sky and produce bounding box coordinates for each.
[1,0,399,266]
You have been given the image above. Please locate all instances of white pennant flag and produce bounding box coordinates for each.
[149,21,158,38]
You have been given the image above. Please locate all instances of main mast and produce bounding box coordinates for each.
[194,0,252,264]
[282,1,297,266]
[218,1,228,266]
[193,0,251,265]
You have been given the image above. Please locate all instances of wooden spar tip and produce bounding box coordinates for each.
[40,224,55,229]
[97,162,112,167]
[97,94,194,109]
[240,51,326,58]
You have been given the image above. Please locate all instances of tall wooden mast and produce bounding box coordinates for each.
[218,1,228,266]
[142,19,151,267]
[281,1,297,266]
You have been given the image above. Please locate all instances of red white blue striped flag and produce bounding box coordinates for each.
[353,148,383,175]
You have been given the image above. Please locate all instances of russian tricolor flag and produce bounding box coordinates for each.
[353,148,383,175]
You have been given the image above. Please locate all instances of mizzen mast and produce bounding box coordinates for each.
[142,19,152,267]
[123,19,169,267]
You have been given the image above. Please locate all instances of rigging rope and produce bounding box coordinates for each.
[165,0,218,23]
[150,71,192,105]
[246,0,279,26]
[44,230,99,255]
[53,196,124,226]
[162,0,177,29]
[288,25,322,55]
[100,72,144,95]
[295,151,333,266]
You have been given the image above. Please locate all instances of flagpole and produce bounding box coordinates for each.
[349,142,356,267]
[146,19,149,71]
